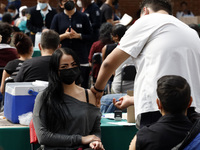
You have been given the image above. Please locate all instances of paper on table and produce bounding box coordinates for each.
[108,122,136,126]
[102,113,127,120]
[119,13,133,26]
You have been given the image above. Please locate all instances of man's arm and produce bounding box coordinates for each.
[91,48,130,102]
[129,135,137,150]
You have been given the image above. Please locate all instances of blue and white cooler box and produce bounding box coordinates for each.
[4,81,48,123]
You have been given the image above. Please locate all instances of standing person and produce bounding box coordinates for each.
[91,0,200,128]
[100,0,119,25]
[102,24,134,94]
[50,0,93,88]
[14,30,60,82]
[88,22,113,82]
[7,4,19,23]
[79,0,101,42]
[0,32,33,94]
[176,1,194,19]
[33,48,104,150]
[129,75,193,150]
[26,0,57,45]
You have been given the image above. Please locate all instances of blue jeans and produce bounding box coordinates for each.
[100,93,126,113]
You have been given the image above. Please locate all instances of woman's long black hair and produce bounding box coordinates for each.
[40,48,81,132]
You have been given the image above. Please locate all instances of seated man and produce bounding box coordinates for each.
[129,75,193,150]
[14,30,60,82]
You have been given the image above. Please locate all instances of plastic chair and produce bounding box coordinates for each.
[29,119,38,150]
[89,53,102,88]
[120,65,136,93]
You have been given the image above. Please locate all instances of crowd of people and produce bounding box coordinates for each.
[0,0,200,150]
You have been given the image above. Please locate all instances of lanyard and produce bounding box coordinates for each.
[40,10,47,27]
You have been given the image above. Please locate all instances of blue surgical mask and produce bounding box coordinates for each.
[10,13,14,17]
[38,2,48,10]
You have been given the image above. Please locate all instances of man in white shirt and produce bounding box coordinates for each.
[91,0,200,129]
[26,0,57,45]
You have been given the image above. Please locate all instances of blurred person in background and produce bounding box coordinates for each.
[26,0,57,45]
[0,32,33,95]
[51,0,93,88]
[0,22,18,67]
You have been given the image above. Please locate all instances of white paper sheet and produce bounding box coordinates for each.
[119,13,133,26]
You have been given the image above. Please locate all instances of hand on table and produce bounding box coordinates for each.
[113,95,134,110]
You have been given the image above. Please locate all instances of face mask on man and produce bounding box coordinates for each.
[76,0,82,8]
[38,2,48,10]
[9,12,14,17]
[59,67,81,85]
[64,0,75,11]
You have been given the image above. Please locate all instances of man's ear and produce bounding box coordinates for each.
[142,7,150,16]
[187,97,193,108]
[156,98,162,110]
[58,44,61,49]
[38,43,42,51]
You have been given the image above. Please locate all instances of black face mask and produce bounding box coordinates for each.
[59,67,81,85]
[64,1,75,11]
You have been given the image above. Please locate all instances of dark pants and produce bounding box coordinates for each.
[80,66,91,89]
[140,107,200,129]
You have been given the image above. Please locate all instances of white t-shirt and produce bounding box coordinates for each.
[117,13,200,121]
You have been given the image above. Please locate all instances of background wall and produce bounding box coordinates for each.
[19,0,200,21]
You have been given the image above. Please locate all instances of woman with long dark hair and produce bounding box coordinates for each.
[33,48,104,150]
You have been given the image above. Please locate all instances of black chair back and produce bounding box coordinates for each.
[120,65,136,93]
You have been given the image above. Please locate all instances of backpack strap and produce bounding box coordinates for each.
[85,89,89,103]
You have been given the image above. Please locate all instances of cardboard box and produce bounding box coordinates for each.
[179,16,200,25]
[4,81,48,123]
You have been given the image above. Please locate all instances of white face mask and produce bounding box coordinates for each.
[76,0,82,8]
[38,2,48,10]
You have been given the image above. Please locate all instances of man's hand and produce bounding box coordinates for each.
[70,28,81,39]
[113,95,134,110]
[91,86,104,107]
[90,141,105,150]
[82,135,101,145]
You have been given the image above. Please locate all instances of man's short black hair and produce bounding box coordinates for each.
[140,0,172,15]
[2,12,12,24]
[41,30,60,50]
[157,75,191,114]
[0,22,13,44]
[7,4,16,11]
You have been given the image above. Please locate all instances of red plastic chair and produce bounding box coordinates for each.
[29,119,38,150]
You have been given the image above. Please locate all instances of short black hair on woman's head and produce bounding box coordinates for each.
[157,75,191,114]
[112,24,127,40]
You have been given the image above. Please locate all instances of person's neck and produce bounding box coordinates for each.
[154,10,169,15]
[105,0,113,7]
[64,8,75,18]
[162,111,187,116]
[41,49,54,56]
[19,54,32,61]
[63,83,81,95]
